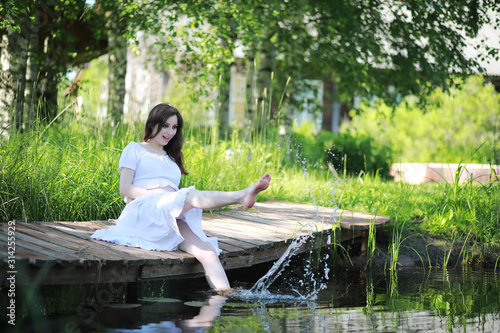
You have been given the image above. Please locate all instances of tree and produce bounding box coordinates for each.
[126,0,500,134]
[307,0,499,101]
[124,0,246,136]
[3,0,497,135]
[0,0,31,132]
[0,0,108,132]
[106,0,128,125]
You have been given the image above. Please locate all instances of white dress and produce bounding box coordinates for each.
[90,141,221,254]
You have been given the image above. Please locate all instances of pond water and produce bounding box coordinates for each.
[3,256,500,333]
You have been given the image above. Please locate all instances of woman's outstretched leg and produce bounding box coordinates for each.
[182,173,271,214]
[177,220,230,290]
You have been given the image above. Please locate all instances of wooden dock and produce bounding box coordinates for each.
[0,201,389,286]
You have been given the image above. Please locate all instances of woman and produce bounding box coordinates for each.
[91,103,271,291]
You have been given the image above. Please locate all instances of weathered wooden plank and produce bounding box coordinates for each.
[58,220,115,232]
[11,223,125,263]
[17,223,149,266]
[250,201,333,220]
[209,208,344,252]
[201,221,272,246]
[247,201,389,229]
[0,201,390,285]
[209,238,249,254]
[214,211,326,237]
[0,235,57,266]
[212,210,312,231]
[39,224,182,265]
[38,220,248,264]
[202,217,291,243]
[0,224,82,265]
[209,211,313,233]
[42,222,191,264]
[204,225,287,252]
[219,209,310,226]
[53,221,226,262]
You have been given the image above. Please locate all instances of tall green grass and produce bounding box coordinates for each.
[0,120,134,222]
[336,169,500,265]
[1,113,500,267]
[0,115,333,222]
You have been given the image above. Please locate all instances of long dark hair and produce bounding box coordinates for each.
[144,103,188,175]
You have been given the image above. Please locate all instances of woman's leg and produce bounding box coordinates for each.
[177,294,226,329]
[177,220,230,290]
[181,173,271,214]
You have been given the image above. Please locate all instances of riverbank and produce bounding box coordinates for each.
[347,226,500,270]
[1,121,499,272]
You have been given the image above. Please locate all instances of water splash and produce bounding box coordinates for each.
[245,235,310,298]
[234,152,341,304]
[237,211,333,303]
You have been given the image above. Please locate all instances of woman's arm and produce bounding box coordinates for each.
[119,167,168,200]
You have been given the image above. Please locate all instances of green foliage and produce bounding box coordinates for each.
[290,122,393,178]
[2,102,499,258]
[76,55,109,119]
[124,0,500,111]
[344,76,500,164]
[163,81,215,127]
[3,0,500,134]
[0,120,131,222]
[335,173,500,252]
[0,0,22,30]
[0,116,286,222]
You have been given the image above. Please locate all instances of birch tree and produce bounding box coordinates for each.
[107,0,128,125]
[0,0,108,131]
[0,0,30,132]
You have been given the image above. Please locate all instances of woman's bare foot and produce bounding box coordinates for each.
[242,173,271,208]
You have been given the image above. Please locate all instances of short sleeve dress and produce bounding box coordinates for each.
[90,141,221,254]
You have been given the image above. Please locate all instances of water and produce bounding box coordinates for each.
[4,181,500,332]
[3,259,500,332]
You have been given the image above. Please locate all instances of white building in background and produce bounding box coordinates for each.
[464,20,500,91]
[123,32,169,121]
[228,66,247,127]
[291,80,324,132]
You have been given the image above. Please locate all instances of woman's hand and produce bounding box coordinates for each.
[119,168,176,200]
[159,185,176,192]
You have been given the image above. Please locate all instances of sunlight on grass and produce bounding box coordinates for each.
[1,113,499,261]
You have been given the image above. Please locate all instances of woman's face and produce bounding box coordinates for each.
[152,114,178,146]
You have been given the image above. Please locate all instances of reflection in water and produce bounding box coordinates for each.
[121,295,227,333]
[3,266,500,332]
[177,295,226,332]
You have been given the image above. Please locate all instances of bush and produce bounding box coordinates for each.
[322,131,393,178]
[290,123,393,178]
[344,75,500,164]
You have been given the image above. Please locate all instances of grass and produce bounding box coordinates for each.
[1,115,500,266]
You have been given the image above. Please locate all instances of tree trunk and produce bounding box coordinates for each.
[36,31,60,122]
[216,17,237,139]
[322,76,335,132]
[107,1,127,125]
[245,43,257,125]
[25,8,40,130]
[0,13,30,133]
[0,32,8,134]
[255,28,276,130]
[217,66,231,138]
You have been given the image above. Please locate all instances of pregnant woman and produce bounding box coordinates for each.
[91,103,271,291]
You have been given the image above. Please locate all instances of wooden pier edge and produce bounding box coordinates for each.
[1,201,390,286]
